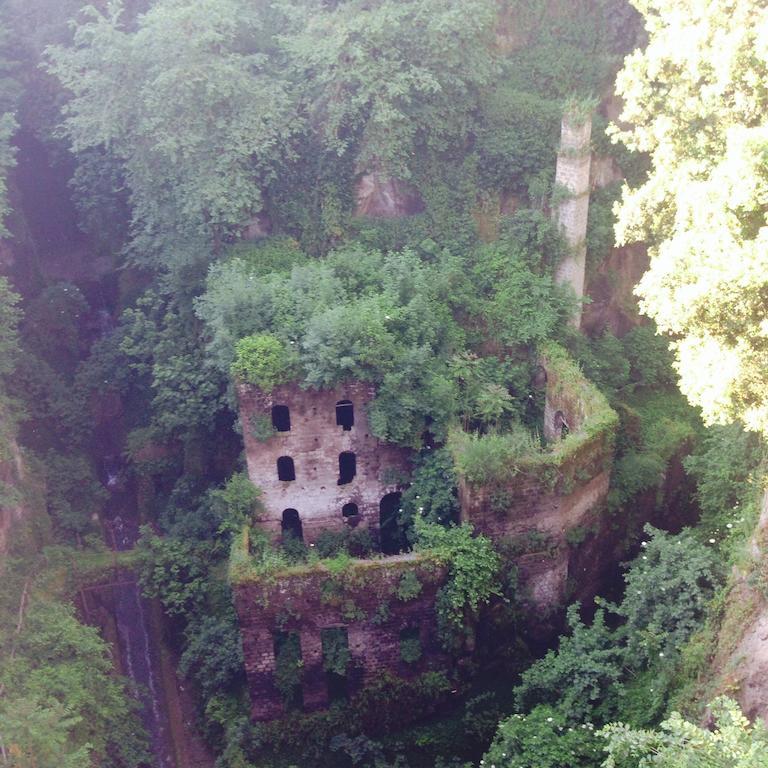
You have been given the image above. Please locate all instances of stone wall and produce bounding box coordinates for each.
[553,114,592,326]
[456,344,618,616]
[238,382,412,545]
[231,550,448,721]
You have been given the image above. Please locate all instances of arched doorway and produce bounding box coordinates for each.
[379,492,404,555]
[281,509,303,542]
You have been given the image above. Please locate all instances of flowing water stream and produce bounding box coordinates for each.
[104,465,176,768]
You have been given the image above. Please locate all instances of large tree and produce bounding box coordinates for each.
[612,0,768,435]
[275,0,499,180]
[47,0,297,271]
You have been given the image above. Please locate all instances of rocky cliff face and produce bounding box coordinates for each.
[0,410,45,559]
[704,491,768,725]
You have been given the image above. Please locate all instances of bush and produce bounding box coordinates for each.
[449,426,539,486]
[483,705,603,768]
[601,697,768,767]
[230,333,291,391]
[609,525,722,664]
[514,604,627,723]
[416,521,501,648]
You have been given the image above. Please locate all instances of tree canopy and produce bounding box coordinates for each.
[613,0,768,436]
[47,0,297,270]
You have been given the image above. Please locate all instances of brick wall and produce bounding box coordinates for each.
[238,382,413,545]
[232,554,447,720]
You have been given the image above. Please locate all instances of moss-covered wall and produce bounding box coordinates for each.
[456,343,618,615]
[231,545,447,721]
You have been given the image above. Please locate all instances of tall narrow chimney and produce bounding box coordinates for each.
[553,110,592,327]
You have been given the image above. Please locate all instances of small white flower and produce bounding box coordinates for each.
[709,538,716,544]
[659,652,664,657]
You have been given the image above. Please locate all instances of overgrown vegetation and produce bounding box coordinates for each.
[4,1,767,767]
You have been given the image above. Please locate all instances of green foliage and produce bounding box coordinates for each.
[483,705,603,768]
[609,451,666,508]
[277,0,498,180]
[212,472,261,535]
[47,0,297,273]
[119,290,226,439]
[0,276,21,379]
[601,697,768,768]
[321,627,350,677]
[0,110,16,237]
[273,631,303,708]
[22,284,89,379]
[0,590,148,768]
[136,527,212,617]
[612,0,768,436]
[231,333,292,391]
[415,521,500,648]
[395,571,423,602]
[449,426,540,486]
[577,331,631,394]
[475,85,560,193]
[399,448,460,539]
[609,525,722,664]
[399,632,422,665]
[623,325,675,390]
[515,604,627,723]
[44,451,107,537]
[179,613,245,700]
[684,423,764,545]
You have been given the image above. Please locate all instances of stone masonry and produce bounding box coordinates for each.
[238,381,412,545]
[232,554,447,721]
[553,113,592,327]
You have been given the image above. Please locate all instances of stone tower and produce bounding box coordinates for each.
[553,110,592,327]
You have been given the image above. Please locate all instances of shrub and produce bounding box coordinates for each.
[230,333,290,391]
[514,604,627,723]
[484,705,604,768]
[416,521,501,648]
[609,525,722,664]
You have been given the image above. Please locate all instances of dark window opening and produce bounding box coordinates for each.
[277,455,296,481]
[342,502,359,518]
[553,410,569,441]
[281,509,303,542]
[273,631,303,710]
[272,405,291,432]
[399,626,422,665]
[337,452,356,485]
[379,492,405,555]
[336,400,354,431]
[321,627,350,702]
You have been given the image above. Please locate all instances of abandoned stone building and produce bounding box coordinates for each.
[238,380,413,551]
[229,113,616,722]
[232,344,619,721]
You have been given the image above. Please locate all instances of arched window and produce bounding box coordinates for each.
[342,502,359,518]
[277,456,296,481]
[337,452,356,485]
[335,400,354,431]
[272,405,291,432]
[281,509,303,542]
[379,492,404,555]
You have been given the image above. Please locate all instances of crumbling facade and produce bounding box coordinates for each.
[238,381,412,548]
[553,112,593,327]
[232,346,619,720]
[457,345,617,616]
[232,551,447,720]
